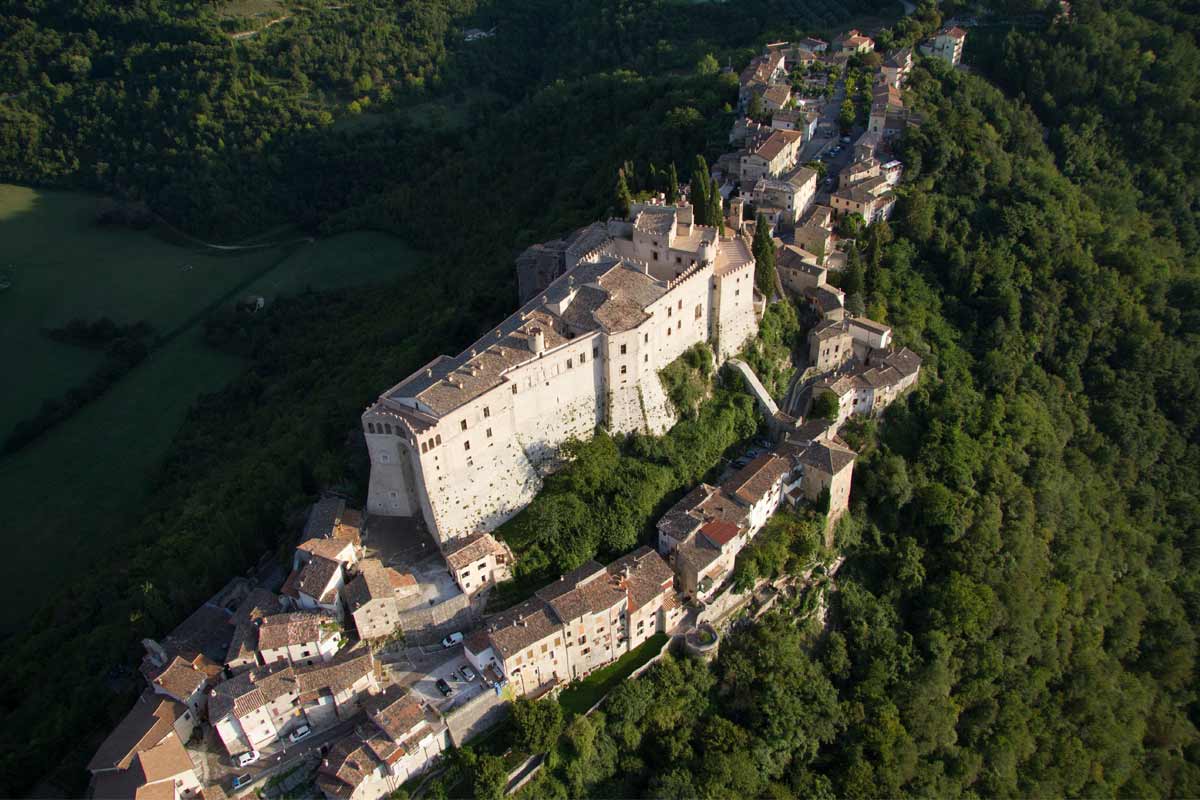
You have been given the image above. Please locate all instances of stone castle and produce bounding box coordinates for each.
[362,201,761,544]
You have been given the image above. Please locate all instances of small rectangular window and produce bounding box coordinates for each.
[460,420,468,431]
[580,352,586,364]
[486,428,493,438]
[512,385,518,394]
[435,434,441,445]
[620,365,627,375]
[464,441,471,451]
[567,358,573,369]
[483,407,490,418]
[593,347,599,358]
[620,344,627,355]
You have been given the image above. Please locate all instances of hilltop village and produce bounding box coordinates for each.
[87,21,963,800]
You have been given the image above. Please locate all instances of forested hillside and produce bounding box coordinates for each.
[517,53,1200,797]
[3,0,1199,796]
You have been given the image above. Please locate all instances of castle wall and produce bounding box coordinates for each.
[712,262,758,361]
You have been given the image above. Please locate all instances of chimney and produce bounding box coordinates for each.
[529,327,545,354]
[426,368,433,378]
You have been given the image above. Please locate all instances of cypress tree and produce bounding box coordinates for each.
[666,162,680,204]
[752,213,777,298]
[690,156,709,224]
[615,167,633,217]
[709,176,724,232]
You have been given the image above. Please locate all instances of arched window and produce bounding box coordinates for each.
[367,423,376,434]
[385,424,393,434]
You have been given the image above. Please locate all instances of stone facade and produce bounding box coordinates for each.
[364,204,759,547]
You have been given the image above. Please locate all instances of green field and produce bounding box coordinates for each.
[0,184,429,630]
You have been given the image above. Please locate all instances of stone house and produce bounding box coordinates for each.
[89,724,201,800]
[657,454,791,597]
[920,26,966,65]
[143,649,222,719]
[739,130,803,184]
[463,547,681,696]
[210,649,379,756]
[88,691,197,785]
[443,532,513,596]
[794,439,857,531]
[316,689,450,800]
[343,558,418,641]
[881,47,914,86]
[256,611,342,667]
[282,554,347,620]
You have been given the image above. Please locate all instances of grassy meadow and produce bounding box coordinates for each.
[0,184,428,630]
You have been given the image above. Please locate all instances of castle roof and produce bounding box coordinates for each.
[378,257,672,419]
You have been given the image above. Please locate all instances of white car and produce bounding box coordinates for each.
[288,724,312,744]
[441,632,464,648]
[235,750,260,767]
[461,665,477,681]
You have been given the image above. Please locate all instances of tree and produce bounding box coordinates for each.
[473,754,508,800]
[512,697,565,755]
[690,155,711,223]
[752,213,777,297]
[811,391,840,420]
[708,176,724,232]
[839,98,856,131]
[696,53,720,75]
[615,168,633,217]
[747,92,765,122]
[666,162,680,204]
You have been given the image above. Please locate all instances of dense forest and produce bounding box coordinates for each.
[3,0,1200,796]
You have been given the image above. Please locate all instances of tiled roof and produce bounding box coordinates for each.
[699,520,741,548]
[482,597,562,659]
[318,735,383,799]
[376,257,669,418]
[799,440,857,474]
[88,691,185,773]
[257,611,335,651]
[343,559,396,612]
[443,532,508,570]
[297,555,342,600]
[366,685,427,743]
[536,561,623,622]
[295,648,375,695]
[753,129,802,160]
[633,207,676,236]
[883,347,922,377]
[304,496,345,539]
[608,547,674,611]
[297,537,355,563]
[721,453,791,506]
[151,655,213,701]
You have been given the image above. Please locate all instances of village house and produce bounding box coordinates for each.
[141,645,223,719]
[739,129,804,184]
[782,437,858,531]
[796,36,827,53]
[813,347,922,426]
[759,83,792,113]
[87,690,203,800]
[364,201,759,545]
[920,26,967,65]
[657,453,791,597]
[225,589,287,673]
[316,688,450,800]
[443,532,513,596]
[835,29,875,54]
[776,245,826,293]
[256,611,342,667]
[463,547,681,696]
[343,558,420,641]
[209,649,379,757]
[830,176,895,224]
[751,165,817,225]
[881,47,914,86]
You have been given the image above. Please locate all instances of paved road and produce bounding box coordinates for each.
[195,716,358,797]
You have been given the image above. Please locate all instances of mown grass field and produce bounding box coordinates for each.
[0,184,428,629]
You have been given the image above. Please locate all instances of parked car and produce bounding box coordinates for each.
[841,135,852,143]
[234,750,260,768]
[436,678,454,696]
[288,724,312,744]
[441,632,464,648]
[461,665,477,682]
[232,774,253,790]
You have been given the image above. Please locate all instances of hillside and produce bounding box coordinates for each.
[3,0,1199,797]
